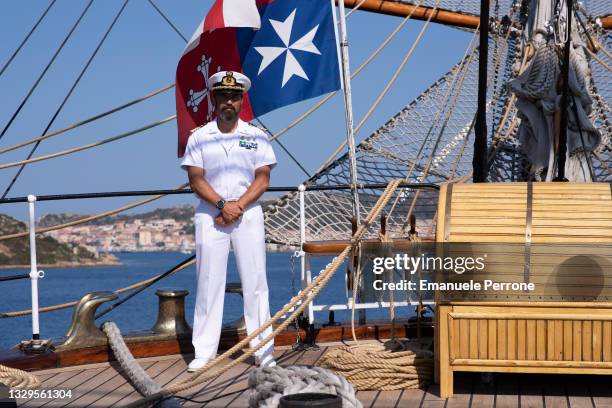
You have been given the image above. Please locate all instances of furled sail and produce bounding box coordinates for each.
[508,0,601,181]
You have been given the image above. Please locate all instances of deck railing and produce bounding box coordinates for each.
[1,182,439,341]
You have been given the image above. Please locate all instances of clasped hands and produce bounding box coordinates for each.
[214,201,245,225]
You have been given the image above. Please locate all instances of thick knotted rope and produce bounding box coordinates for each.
[101,322,180,408]
[318,340,433,391]
[248,365,362,408]
[0,364,41,389]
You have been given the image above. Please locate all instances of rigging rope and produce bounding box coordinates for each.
[256,118,311,178]
[126,179,403,408]
[587,47,612,72]
[346,0,368,17]
[0,0,409,176]
[0,181,187,242]
[2,0,131,199]
[0,0,57,78]
[380,26,479,222]
[401,33,479,224]
[0,254,194,318]
[402,19,520,224]
[317,0,436,171]
[148,0,314,179]
[268,0,422,144]
[146,0,188,42]
[0,116,175,171]
[0,0,419,243]
[0,84,174,156]
[0,0,95,143]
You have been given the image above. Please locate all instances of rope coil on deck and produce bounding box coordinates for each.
[0,364,41,389]
[248,365,362,408]
[318,341,433,391]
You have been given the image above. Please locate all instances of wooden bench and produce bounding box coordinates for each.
[434,182,612,397]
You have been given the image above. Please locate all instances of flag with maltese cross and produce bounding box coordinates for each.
[175,0,341,156]
[241,0,342,117]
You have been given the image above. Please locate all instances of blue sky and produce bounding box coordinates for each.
[0,0,471,221]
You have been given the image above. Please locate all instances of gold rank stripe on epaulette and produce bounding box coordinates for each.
[190,124,206,133]
[248,122,267,132]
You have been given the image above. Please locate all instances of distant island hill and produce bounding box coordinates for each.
[0,201,288,268]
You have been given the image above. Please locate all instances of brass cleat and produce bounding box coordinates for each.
[56,291,118,351]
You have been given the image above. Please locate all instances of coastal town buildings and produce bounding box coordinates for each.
[45,216,195,254]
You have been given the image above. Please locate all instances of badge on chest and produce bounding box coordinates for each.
[239,135,258,151]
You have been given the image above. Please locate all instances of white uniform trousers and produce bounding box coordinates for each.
[192,203,274,361]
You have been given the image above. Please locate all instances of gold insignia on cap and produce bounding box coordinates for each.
[212,72,245,92]
[222,72,236,86]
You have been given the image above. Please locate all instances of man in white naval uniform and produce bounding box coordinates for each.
[181,71,276,372]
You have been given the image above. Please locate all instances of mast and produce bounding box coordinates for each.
[555,0,572,182]
[473,0,489,182]
[337,0,361,225]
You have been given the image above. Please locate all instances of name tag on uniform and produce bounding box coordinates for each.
[239,139,258,151]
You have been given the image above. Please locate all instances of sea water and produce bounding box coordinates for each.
[0,252,399,349]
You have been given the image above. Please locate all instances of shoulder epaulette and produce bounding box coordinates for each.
[190,123,207,133]
[248,122,268,132]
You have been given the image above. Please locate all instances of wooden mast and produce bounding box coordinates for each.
[340,0,480,28]
[341,0,611,30]
[555,0,572,181]
[473,0,489,182]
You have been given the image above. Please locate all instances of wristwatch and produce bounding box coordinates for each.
[215,199,226,210]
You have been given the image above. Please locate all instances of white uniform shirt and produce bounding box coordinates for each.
[180,119,276,202]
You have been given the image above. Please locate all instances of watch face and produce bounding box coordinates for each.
[216,199,225,209]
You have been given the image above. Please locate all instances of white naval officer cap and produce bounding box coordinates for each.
[209,71,251,93]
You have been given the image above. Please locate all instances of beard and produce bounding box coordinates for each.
[219,107,238,122]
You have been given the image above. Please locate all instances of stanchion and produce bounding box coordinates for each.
[20,194,52,354]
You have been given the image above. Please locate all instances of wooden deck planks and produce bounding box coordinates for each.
[519,375,545,408]
[36,367,111,408]
[56,364,125,408]
[84,361,156,407]
[589,375,612,408]
[368,390,402,408]
[178,361,248,407]
[112,357,182,406]
[420,384,446,408]
[542,375,569,408]
[445,373,473,408]
[13,347,612,408]
[357,391,381,408]
[395,387,426,408]
[16,370,83,407]
[92,361,156,407]
[470,374,496,408]
[566,376,597,408]
[494,374,519,408]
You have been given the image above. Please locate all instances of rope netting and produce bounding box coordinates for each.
[264,5,611,245]
[589,30,612,180]
[265,29,515,245]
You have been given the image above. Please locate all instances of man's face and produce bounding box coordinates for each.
[213,90,243,122]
